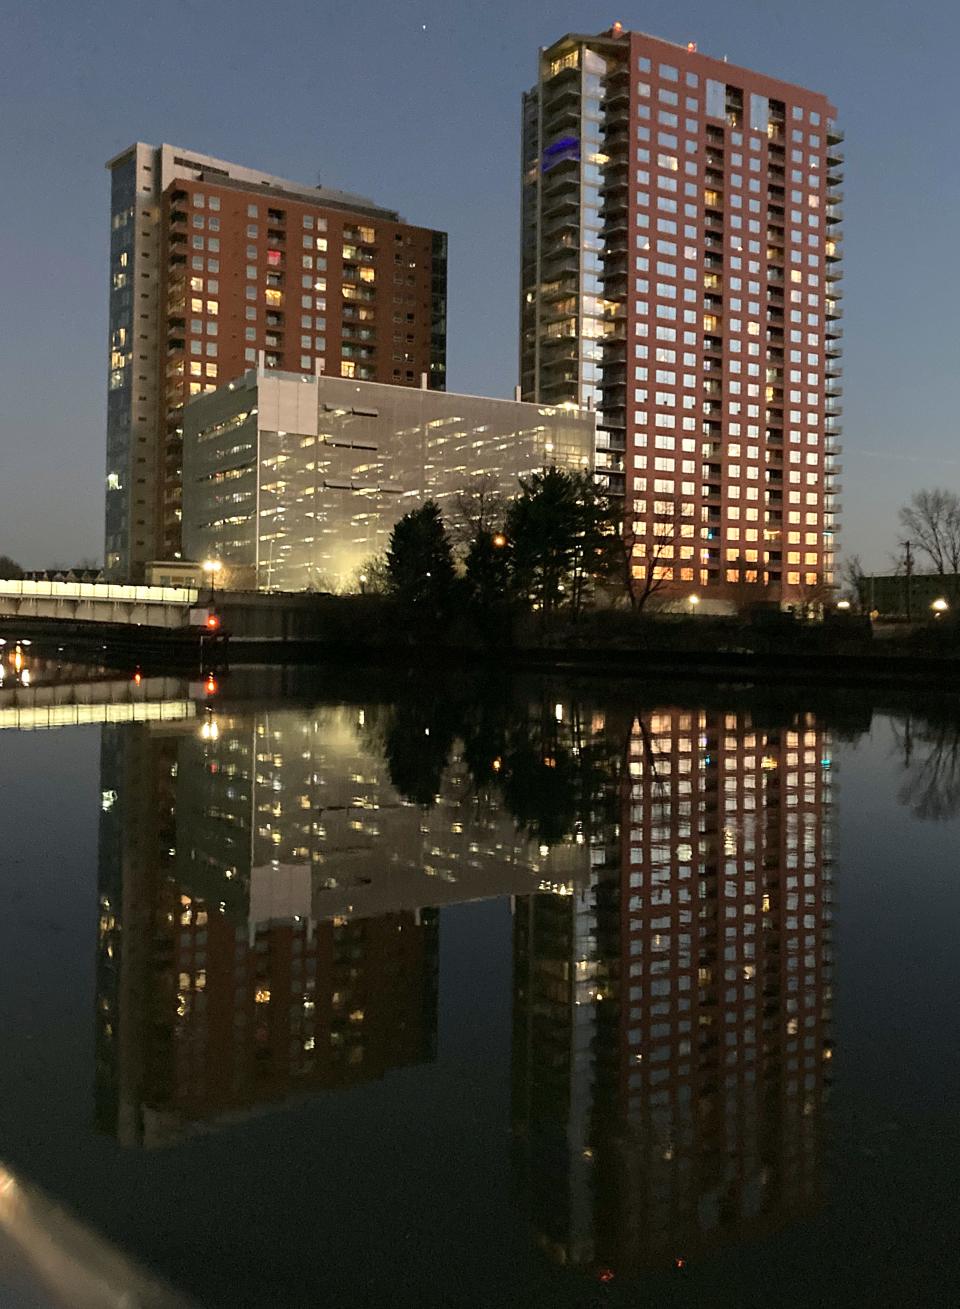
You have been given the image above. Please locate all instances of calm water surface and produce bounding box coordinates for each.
[1,655,960,1306]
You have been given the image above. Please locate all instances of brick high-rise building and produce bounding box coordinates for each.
[104,144,447,578]
[521,29,842,604]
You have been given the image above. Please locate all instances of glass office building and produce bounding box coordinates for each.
[182,366,596,592]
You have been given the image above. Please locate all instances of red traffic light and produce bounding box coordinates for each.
[206,613,220,630]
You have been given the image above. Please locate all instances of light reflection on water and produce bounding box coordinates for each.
[2,657,960,1305]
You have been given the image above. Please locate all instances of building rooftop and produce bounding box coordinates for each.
[105,141,401,221]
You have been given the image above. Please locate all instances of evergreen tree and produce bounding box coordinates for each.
[505,468,617,621]
[385,501,456,619]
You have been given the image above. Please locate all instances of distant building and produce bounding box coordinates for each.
[21,568,105,584]
[144,560,205,589]
[104,142,446,580]
[181,365,596,592]
[520,27,843,604]
[858,573,960,618]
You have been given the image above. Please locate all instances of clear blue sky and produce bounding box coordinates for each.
[0,0,956,569]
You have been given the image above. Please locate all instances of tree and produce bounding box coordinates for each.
[899,489,960,597]
[840,553,866,607]
[619,508,682,612]
[450,475,505,549]
[0,555,23,580]
[353,552,391,595]
[567,472,621,619]
[505,468,616,623]
[726,563,767,616]
[385,501,456,618]
[505,468,580,622]
[793,572,834,620]
[463,527,511,615]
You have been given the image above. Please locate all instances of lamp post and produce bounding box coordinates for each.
[688,593,700,613]
[931,597,949,620]
[202,558,222,602]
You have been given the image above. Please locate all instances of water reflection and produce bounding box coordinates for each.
[92,684,835,1275]
[512,708,834,1273]
[892,714,960,822]
[95,696,598,1146]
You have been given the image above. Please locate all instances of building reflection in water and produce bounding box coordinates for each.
[94,689,835,1271]
[95,700,592,1146]
[512,708,834,1272]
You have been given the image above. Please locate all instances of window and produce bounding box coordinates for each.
[706,79,725,120]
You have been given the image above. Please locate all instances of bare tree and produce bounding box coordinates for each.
[899,489,960,596]
[839,553,866,606]
[352,552,390,595]
[794,572,834,620]
[450,474,506,548]
[726,563,766,616]
[621,508,682,612]
[891,714,960,821]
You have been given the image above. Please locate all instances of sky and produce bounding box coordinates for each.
[0,0,957,570]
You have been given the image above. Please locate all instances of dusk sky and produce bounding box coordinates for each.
[1,0,957,570]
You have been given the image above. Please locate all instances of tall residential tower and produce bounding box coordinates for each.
[521,29,842,602]
[105,144,447,578]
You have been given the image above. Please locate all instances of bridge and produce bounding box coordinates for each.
[0,579,201,629]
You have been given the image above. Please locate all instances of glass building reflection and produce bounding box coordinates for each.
[95,699,593,1146]
[512,708,834,1271]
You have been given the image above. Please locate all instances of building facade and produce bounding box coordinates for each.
[521,28,842,604]
[105,143,447,579]
[181,367,596,592]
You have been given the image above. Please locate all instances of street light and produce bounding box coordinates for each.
[689,593,700,612]
[836,599,851,611]
[202,558,222,603]
[492,532,508,548]
[931,597,949,617]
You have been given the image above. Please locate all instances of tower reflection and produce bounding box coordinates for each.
[95,698,595,1145]
[512,708,834,1272]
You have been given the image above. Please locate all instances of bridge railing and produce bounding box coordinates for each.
[0,579,199,605]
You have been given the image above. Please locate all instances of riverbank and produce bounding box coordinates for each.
[6,598,960,686]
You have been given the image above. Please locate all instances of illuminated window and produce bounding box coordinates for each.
[265,289,282,306]
[341,360,356,378]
